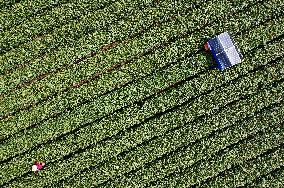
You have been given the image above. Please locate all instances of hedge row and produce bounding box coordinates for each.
[150,111,284,187]
[1,44,283,186]
[0,0,189,79]
[200,142,284,187]
[251,164,284,187]
[13,75,284,187]
[0,9,282,168]
[0,0,70,32]
[101,96,284,188]
[0,0,274,135]
[1,21,283,156]
[1,6,281,158]
[0,0,117,55]
[0,0,220,102]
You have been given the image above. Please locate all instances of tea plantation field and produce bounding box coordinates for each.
[0,0,284,187]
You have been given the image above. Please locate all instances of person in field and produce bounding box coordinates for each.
[32,161,45,173]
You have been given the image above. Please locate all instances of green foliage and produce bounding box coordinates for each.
[0,0,189,91]
[0,0,283,187]
[1,0,281,136]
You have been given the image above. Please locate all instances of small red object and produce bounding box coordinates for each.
[33,161,45,171]
[204,42,210,51]
[35,162,43,170]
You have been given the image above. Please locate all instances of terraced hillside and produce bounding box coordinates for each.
[0,0,284,187]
